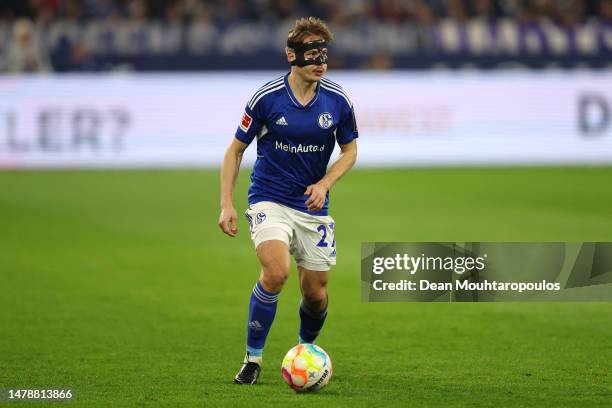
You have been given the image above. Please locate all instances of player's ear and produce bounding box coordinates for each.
[286,47,295,63]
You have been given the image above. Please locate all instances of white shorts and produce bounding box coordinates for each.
[244,201,336,271]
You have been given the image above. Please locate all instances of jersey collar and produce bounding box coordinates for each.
[284,73,320,109]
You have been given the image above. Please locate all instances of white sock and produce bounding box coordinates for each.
[245,352,263,366]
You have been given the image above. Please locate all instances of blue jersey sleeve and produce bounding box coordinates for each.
[235,102,265,145]
[336,104,358,145]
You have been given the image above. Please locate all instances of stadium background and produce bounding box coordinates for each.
[1,1,611,406]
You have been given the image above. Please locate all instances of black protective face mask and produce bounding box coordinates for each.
[287,39,328,67]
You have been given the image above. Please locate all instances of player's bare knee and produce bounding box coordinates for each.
[260,265,289,292]
[303,289,327,312]
[260,274,287,292]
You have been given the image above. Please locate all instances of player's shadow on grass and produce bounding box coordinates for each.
[222,378,340,398]
[226,379,340,396]
[294,390,340,397]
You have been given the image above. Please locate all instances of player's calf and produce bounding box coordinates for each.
[298,295,328,344]
[298,267,330,344]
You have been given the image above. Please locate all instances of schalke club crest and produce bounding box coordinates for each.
[318,112,333,129]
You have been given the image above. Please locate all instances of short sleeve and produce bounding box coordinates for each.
[336,104,358,145]
[235,102,264,145]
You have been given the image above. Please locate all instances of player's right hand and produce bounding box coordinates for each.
[218,206,238,237]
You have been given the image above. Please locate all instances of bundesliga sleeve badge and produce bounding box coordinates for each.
[240,111,253,132]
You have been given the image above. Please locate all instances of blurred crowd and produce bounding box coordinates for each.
[1,0,610,26]
[1,0,612,73]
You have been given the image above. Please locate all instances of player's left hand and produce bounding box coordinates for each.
[305,181,329,212]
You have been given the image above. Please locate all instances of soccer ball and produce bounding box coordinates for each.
[281,343,332,392]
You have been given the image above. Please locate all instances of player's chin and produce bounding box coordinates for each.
[311,66,326,80]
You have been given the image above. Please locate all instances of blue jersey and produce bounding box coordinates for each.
[235,73,358,216]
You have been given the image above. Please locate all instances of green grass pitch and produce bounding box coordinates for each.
[1,167,611,407]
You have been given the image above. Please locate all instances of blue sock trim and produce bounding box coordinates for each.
[298,336,314,344]
[256,281,280,297]
[300,300,327,318]
[246,346,263,357]
[253,281,280,304]
[252,286,278,303]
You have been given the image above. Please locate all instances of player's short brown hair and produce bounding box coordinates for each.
[287,17,333,45]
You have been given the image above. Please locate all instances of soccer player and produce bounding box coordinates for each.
[218,16,358,385]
